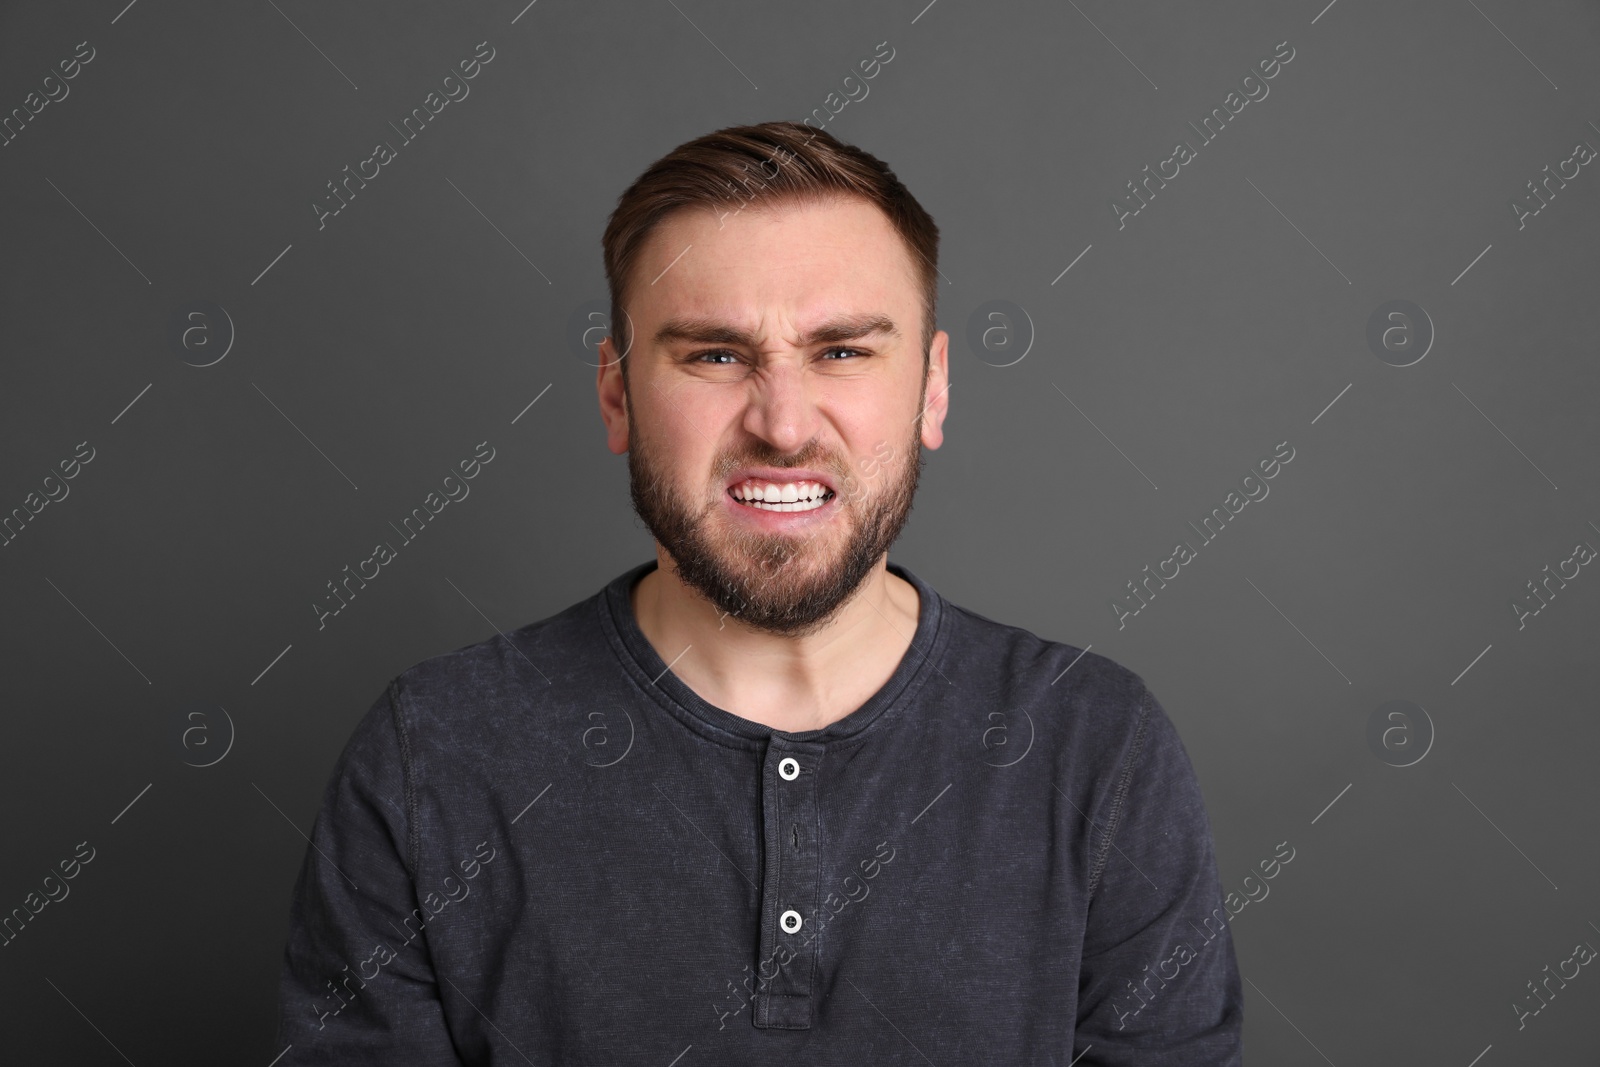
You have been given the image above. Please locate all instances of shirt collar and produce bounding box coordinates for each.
[598,557,946,748]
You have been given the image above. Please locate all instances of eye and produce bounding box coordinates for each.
[687,346,869,365]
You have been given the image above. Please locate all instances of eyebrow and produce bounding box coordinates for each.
[651,313,900,349]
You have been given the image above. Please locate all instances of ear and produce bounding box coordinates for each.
[596,337,629,455]
[918,329,950,450]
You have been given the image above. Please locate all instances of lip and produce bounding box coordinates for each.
[724,467,837,494]
[722,467,840,530]
[722,488,840,530]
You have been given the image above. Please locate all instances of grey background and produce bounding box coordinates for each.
[2,0,1597,1062]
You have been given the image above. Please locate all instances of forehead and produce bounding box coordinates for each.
[629,196,920,333]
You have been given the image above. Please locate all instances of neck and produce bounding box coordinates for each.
[630,547,920,733]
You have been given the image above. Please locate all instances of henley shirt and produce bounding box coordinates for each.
[275,559,1244,1064]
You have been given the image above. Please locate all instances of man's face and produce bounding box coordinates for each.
[597,195,949,637]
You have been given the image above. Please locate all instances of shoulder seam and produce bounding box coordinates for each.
[1086,686,1154,898]
[387,676,420,879]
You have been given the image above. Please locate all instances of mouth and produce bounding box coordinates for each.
[726,478,836,514]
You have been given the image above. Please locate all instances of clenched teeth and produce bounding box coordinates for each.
[729,479,833,512]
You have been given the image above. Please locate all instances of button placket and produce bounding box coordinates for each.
[753,737,823,1030]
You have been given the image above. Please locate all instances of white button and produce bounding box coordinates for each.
[778,757,800,781]
[780,909,803,933]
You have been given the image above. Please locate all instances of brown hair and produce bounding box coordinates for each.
[601,121,939,377]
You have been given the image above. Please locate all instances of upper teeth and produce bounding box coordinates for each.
[730,480,830,503]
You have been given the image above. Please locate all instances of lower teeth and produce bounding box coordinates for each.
[733,493,831,513]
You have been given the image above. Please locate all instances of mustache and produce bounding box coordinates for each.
[710,443,846,484]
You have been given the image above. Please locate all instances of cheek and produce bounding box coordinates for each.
[641,391,720,468]
[686,379,758,430]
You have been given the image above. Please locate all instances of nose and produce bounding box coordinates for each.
[742,358,820,454]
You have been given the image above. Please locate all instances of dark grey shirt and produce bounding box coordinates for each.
[275,560,1243,1064]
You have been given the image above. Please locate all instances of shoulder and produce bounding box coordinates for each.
[940,595,1152,719]
[386,586,605,748]
[929,590,1178,773]
[928,590,1204,851]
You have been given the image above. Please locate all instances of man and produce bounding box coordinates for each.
[276,121,1244,1064]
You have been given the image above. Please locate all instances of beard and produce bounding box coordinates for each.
[625,394,924,638]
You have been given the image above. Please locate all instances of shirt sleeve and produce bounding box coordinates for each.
[274,680,467,1065]
[1074,684,1244,1065]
